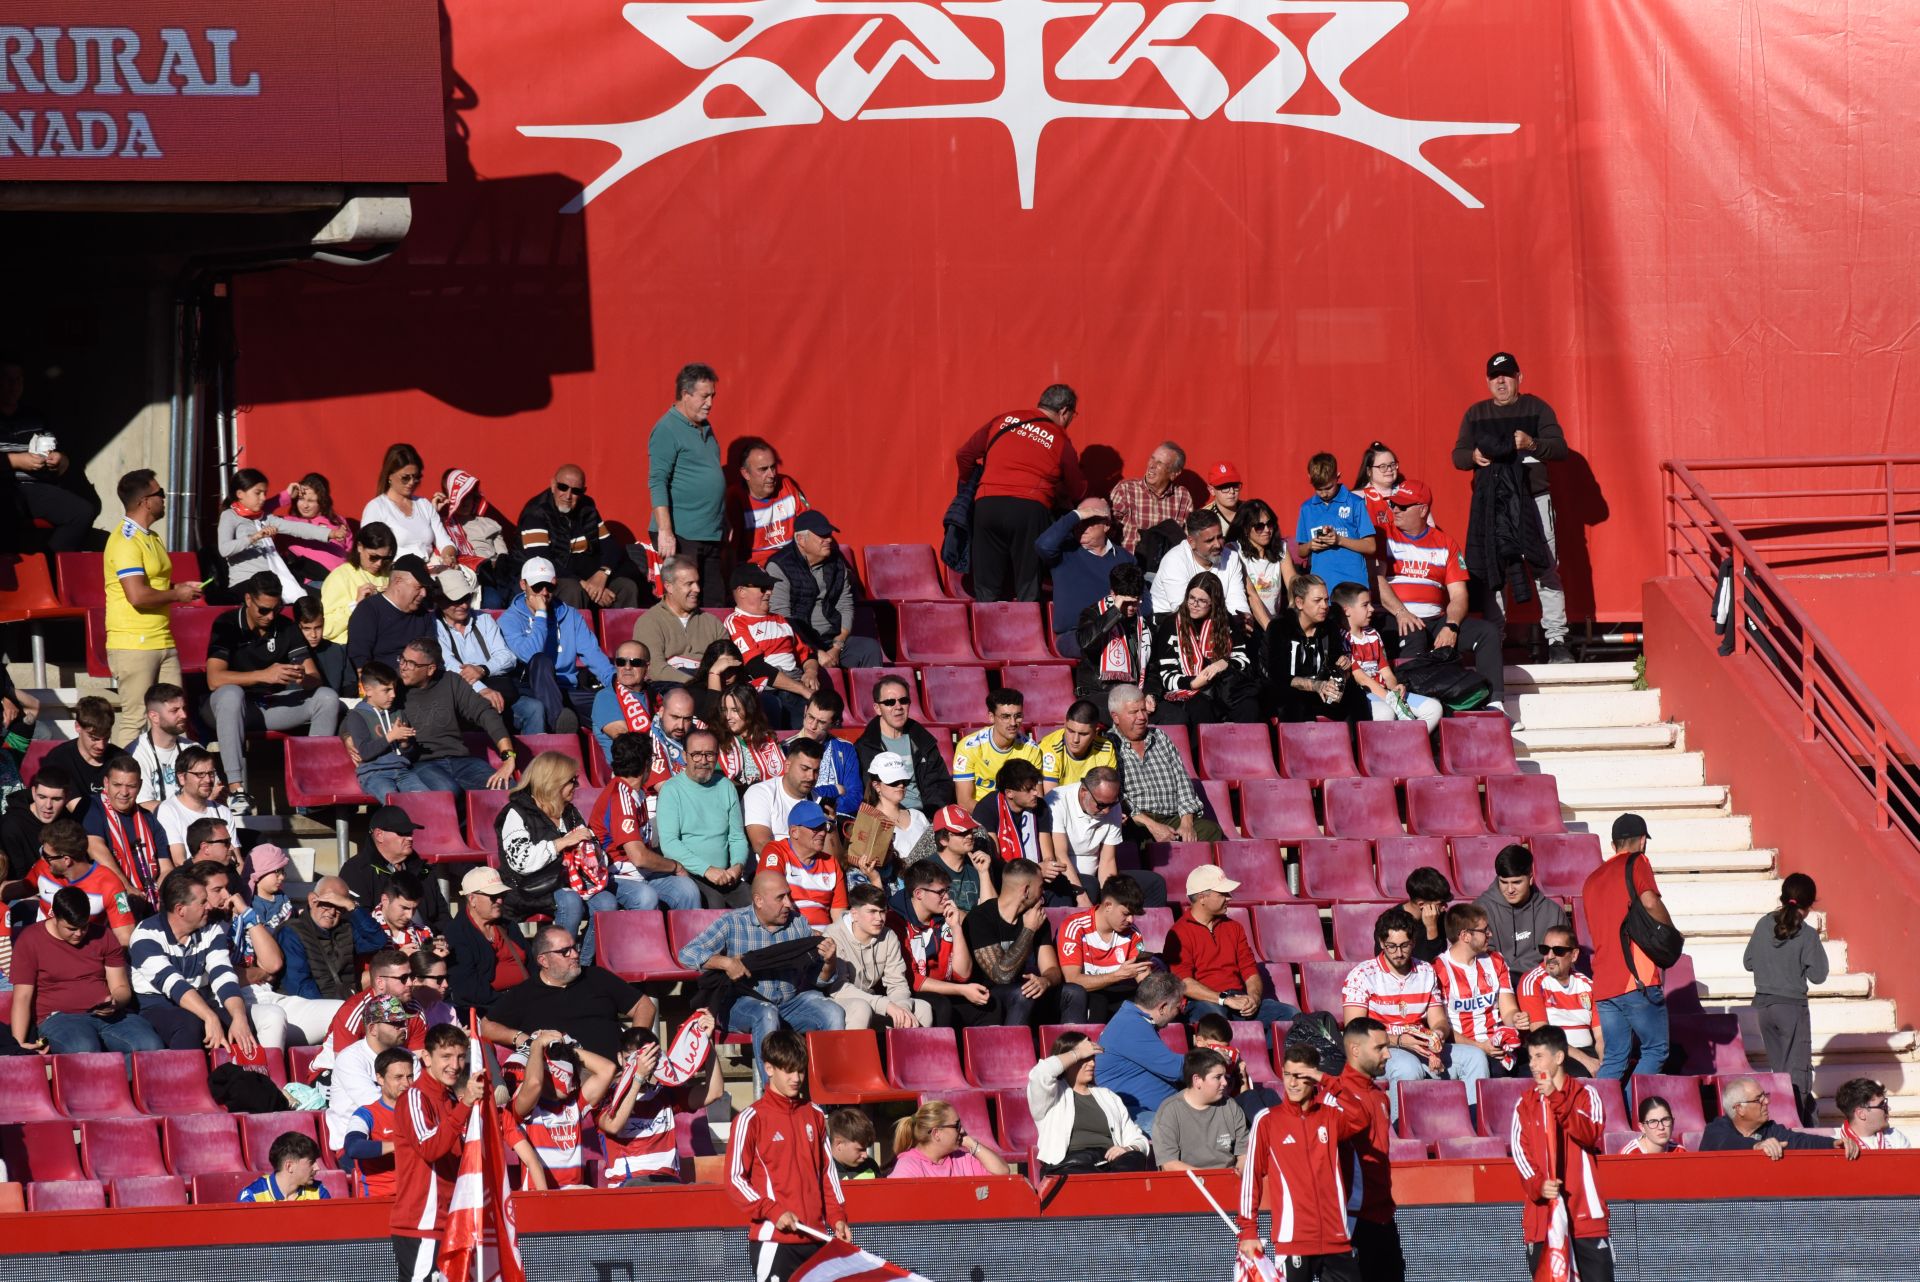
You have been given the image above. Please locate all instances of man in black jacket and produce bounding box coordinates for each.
[339,806,451,926]
[444,867,528,1019]
[518,465,642,609]
[766,510,886,670]
[1702,1078,1859,1159]
[854,673,954,817]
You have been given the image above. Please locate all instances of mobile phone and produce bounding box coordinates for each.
[1315,525,1335,540]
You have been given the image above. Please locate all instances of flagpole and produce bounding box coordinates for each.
[1183,1168,1244,1238]
[793,1223,835,1244]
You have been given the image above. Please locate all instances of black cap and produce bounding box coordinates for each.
[1486,351,1520,379]
[369,805,418,835]
[729,563,776,591]
[390,554,435,588]
[793,510,838,538]
[1610,812,1649,843]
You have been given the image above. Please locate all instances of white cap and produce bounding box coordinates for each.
[869,751,911,785]
[521,556,558,586]
[435,564,478,602]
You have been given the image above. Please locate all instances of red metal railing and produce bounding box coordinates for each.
[1664,458,1920,847]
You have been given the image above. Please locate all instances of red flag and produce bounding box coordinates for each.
[1232,1251,1281,1282]
[1532,1090,1577,1282]
[437,1029,526,1282]
[787,1238,933,1282]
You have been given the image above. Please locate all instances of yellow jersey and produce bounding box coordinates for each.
[1038,727,1118,788]
[102,517,174,651]
[951,726,1041,797]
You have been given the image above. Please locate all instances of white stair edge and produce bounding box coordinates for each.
[1559,785,1728,809]
[1517,725,1680,753]
[1504,661,1642,686]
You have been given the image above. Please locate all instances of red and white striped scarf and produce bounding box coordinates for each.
[561,832,610,898]
[1097,598,1147,681]
[994,793,1028,864]
[720,735,786,783]
[103,804,163,899]
[1164,616,1215,701]
[612,682,653,735]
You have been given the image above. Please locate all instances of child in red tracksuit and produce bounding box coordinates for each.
[726,1028,851,1282]
[1510,1027,1614,1282]
[1238,1046,1370,1282]
[391,1024,487,1282]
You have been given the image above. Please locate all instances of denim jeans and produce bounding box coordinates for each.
[613,870,703,912]
[1185,997,1299,1029]
[553,888,618,966]
[508,695,546,735]
[413,756,497,795]
[39,1009,165,1055]
[1383,1043,1491,1121]
[726,990,845,1085]
[357,762,435,803]
[1597,987,1669,1079]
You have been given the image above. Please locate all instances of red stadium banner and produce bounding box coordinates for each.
[0,1,444,182]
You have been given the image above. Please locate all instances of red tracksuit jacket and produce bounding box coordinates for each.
[726,1090,848,1244]
[1238,1085,1370,1255]
[1510,1077,1610,1242]
[391,1080,476,1239]
[1336,1065,1396,1225]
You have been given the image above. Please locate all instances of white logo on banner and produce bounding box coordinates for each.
[521,0,1519,211]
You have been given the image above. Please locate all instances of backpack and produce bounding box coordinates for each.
[1621,850,1686,980]
[1283,1009,1347,1077]
[209,1063,288,1115]
[941,415,1043,572]
[1393,646,1492,710]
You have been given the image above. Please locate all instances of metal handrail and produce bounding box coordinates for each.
[1664,459,1920,847]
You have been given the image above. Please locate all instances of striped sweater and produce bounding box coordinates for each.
[129,912,242,1007]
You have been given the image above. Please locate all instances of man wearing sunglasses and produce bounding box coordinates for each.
[517,465,641,610]
[104,469,203,744]
[205,570,343,816]
[1515,925,1604,1077]
[853,675,954,817]
[499,556,616,733]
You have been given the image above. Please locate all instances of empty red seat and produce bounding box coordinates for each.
[971,603,1062,663]
[1196,724,1277,781]
[1237,778,1321,842]
[1717,1072,1796,1121]
[131,1050,221,1116]
[20,738,58,788]
[674,1111,719,1159]
[239,1112,328,1171]
[1670,1013,1753,1075]
[1396,1080,1475,1140]
[962,1026,1039,1091]
[1473,1076,1535,1139]
[52,551,108,610]
[111,1174,189,1207]
[1435,1136,1510,1160]
[1322,778,1403,840]
[1143,842,1217,898]
[920,665,991,726]
[1278,722,1359,785]
[27,1179,106,1212]
[391,791,487,863]
[1450,835,1516,892]
[1134,907,1174,954]
[1299,960,1359,1015]
[1330,903,1396,962]
[1388,1137,1431,1162]
[283,737,375,810]
[1439,718,1520,777]
[1530,833,1603,896]
[1216,840,1296,904]
[1227,1021,1282,1087]
[597,910,697,983]
[287,1045,324,1084]
[1406,776,1489,837]
[169,606,224,673]
[1297,837,1378,902]
[0,1120,85,1182]
[1196,779,1239,837]
[80,1117,167,1180]
[465,789,510,858]
[51,1052,139,1120]
[897,602,987,665]
[885,1028,972,1093]
[596,608,643,655]
[847,666,928,722]
[863,545,960,602]
[1249,904,1329,962]
[163,1113,246,1177]
[1356,720,1439,783]
[1632,1074,1708,1135]
[993,1089,1040,1152]
[0,1058,65,1123]
[998,664,1075,725]
[1374,836,1451,900]
[1484,775,1565,835]
[804,1032,916,1105]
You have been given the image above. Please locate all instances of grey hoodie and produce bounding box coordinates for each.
[1744,915,1830,1005]
[1475,880,1569,976]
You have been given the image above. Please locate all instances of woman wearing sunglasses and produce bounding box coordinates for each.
[362,442,457,568]
[1227,498,1291,629]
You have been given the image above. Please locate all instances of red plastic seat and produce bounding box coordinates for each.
[1297,837,1378,902]
[897,602,987,665]
[1449,835,1516,892]
[1216,840,1296,904]
[1227,1021,1282,1087]
[1435,1136,1510,1160]
[1671,1013,1753,1075]
[1237,778,1322,843]
[1632,1074,1708,1135]
[283,737,375,810]
[239,1112,328,1171]
[1439,718,1520,777]
[1474,1076,1535,1138]
[1249,904,1330,962]
[20,738,58,788]
[597,910,697,983]
[1407,776,1489,838]
[1395,1080,1475,1140]
[0,1120,85,1182]
[1717,1072,1796,1121]
[1143,842,1217,900]
[1388,1137,1430,1162]
[492,733,584,774]
[1196,724,1277,781]
[1356,720,1439,783]
[1530,833,1603,897]
[804,1031,917,1105]
[131,1050,222,1116]
[1330,903,1397,962]
[920,665,992,726]
[847,667,928,723]
[998,664,1075,726]
[1374,836,1451,900]
[51,1052,140,1120]
[189,1171,263,1204]
[163,1113,246,1177]
[287,1045,324,1084]
[1135,908,1174,954]
[674,1111,719,1159]
[596,607,644,655]
[992,1088,1040,1152]
[862,545,962,602]
[886,1028,972,1092]
[962,1026,1038,1091]
[971,603,1063,663]
[27,1179,106,1211]
[1299,960,1359,1014]
[668,909,734,961]
[1038,1024,1105,1053]
[80,1117,167,1180]
[0,1058,65,1123]
[1195,780,1238,836]
[1322,778,1403,840]
[52,551,108,610]
[1483,775,1566,836]
[1277,723,1358,785]
[465,790,510,858]
[391,791,488,864]
[169,605,224,674]
[213,1045,288,1089]
[111,1174,190,1207]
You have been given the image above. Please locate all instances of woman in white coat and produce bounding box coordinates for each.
[1026,1030,1151,1176]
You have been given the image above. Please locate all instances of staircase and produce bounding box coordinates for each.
[1512,661,1913,1121]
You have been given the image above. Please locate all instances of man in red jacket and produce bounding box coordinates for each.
[954,385,1084,603]
[1337,1017,1401,1282]
[391,1022,488,1282]
[727,1027,851,1282]
[1510,1026,1614,1282]
[1238,1045,1368,1282]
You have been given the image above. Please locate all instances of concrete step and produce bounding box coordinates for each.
[1525,752,1706,791]
[1688,937,1847,976]
[1686,972,1873,1001]
[1564,815,1752,852]
[1504,661,1643,693]
[1810,1060,1920,1097]
[1516,724,1681,755]
[1513,689,1663,730]
[1663,879,1791,917]
[1563,787,1731,824]
[1683,910,1825,938]
[1646,849,1777,876]
[1730,998,1901,1040]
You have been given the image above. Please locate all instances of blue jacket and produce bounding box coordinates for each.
[813,737,862,818]
[1036,511,1133,658]
[1096,1000,1185,1125]
[499,595,615,689]
[274,917,383,1001]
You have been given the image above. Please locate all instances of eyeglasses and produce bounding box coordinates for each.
[553,481,583,495]
[614,656,647,668]
[1866,1101,1891,1113]
[1643,1116,1674,1127]
[1539,945,1576,956]
[540,945,580,958]
[396,657,427,669]
[687,750,718,761]
[181,769,218,781]
[876,697,910,708]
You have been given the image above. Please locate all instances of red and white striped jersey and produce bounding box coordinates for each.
[1344,628,1392,682]
[505,1096,589,1188]
[891,911,958,987]
[1058,909,1142,976]
[597,1085,678,1183]
[1517,965,1596,1048]
[741,478,811,565]
[592,779,657,874]
[756,838,847,929]
[724,609,812,689]
[1342,956,1440,1032]
[1433,950,1514,1043]
[1384,525,1468,620]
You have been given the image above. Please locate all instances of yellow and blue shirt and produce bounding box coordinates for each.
[103,517,174,651]
[951,727,1041,798]
[235,1172,331,1202]
[1038,726,1117,789]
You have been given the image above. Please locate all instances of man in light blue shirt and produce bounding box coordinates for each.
[1294,452,1376,592]
[498,556,615,731]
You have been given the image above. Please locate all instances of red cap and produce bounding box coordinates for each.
[1389,478,1432,508]
[1207,461,1243,488]
[932,804,978,835]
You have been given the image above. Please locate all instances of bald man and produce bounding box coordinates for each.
[518,464,640,609]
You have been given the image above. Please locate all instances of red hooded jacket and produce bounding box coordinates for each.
[1237,1084,1370,1255]
[1336,1065,1396,1225]
[726,1089,848,1244]
[1510,1076,1610,1242]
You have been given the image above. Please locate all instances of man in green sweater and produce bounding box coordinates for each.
[655,726,751,907]
[648,363,727,605]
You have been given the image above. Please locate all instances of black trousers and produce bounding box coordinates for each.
[925,990,1005,1028]
[1060,980,1136,1024]
[679,538,728,606]
[554,572,642,610]
[1151,681,1260,727]
[1351,1217,1406,1282]
[21,482,96,551]
[1397,616,1506,703]
[748,1240,818,1282]
[971,496,1051,602]
[1279,1251,1361,1282]
[1527,1237,1615,1282]
[393,1235,439,1282]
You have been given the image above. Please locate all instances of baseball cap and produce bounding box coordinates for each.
[730,563,776,591]
[932,804,978,835]
[1486,351,1520,379]
[1388,478,1433,509]
[793,510,839,538]
[366,995,409,1026]
[521,556,557,587]
[1207,461,1243,488]
[868,752,912,785]
[787,801,831,831]
[1186,866,1242,899]
[390,555,435,588]
[435,564,478,602]
[1611,813,1650,843]
[369,805,418,835]
[460,867,509,897]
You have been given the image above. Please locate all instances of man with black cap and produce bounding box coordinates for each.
[1579,814,1677,1079]
[723,561,824,729]
[766,508,887,670]
[340,805,451,926]
[346,554,438,675]
[1452,351,1573,664]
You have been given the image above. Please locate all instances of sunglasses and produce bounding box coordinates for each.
[393,471,421,483]
[614,656,648,668]
[527,582,553,593]
[415,974,450,985]
[553,481,583,495]
[1250,521,1276,531]
[1540,945,1577,956]
[876,696,910,708]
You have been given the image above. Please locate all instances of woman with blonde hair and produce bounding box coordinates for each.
[495,750,615,963]
[888,1099,1011,1178]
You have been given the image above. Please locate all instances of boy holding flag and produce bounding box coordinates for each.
[1510,1026,1614,1281]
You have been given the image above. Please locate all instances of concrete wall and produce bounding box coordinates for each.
[1781,572,1920,741]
